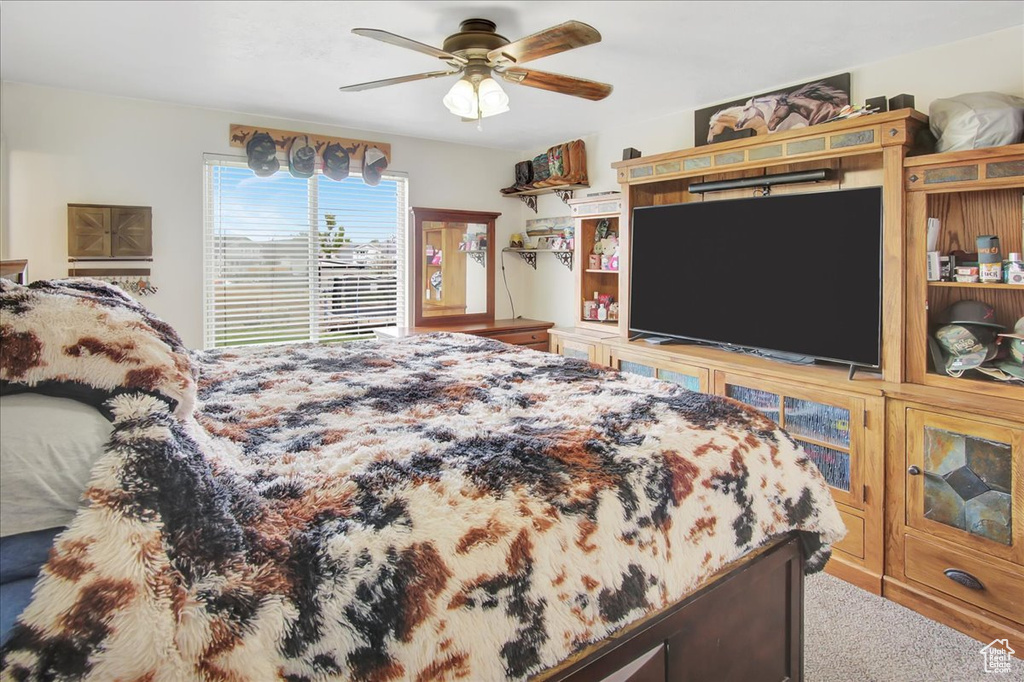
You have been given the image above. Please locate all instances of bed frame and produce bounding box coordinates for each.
[537,533,805,682]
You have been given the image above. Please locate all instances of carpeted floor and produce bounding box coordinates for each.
[805,572,1022,681]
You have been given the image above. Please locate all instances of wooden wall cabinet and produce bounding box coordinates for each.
[887,400,1023,649]
[68,204,152,259]
[904,144,1024,403]
[547,121,1023,644]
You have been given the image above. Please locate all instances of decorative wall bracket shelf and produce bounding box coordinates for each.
[466,250,486,267]
[503,248,573,270]
[500,184,589,213]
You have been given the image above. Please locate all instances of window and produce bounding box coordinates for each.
[203,157,408,348]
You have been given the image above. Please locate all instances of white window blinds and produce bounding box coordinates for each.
[203,157,408,349]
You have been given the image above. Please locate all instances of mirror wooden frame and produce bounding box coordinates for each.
[411,207,499,327]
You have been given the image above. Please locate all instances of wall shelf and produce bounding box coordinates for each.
[927,281,1022,290]
[503,247,573,270]
[500,184,590,213]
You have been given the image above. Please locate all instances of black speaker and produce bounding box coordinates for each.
[888,94,915,111]
[622,147,642,160]
[866,96,888,112]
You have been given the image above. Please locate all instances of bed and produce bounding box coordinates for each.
[0,279,845,681]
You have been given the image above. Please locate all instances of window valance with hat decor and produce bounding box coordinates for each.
[229,124,391,186]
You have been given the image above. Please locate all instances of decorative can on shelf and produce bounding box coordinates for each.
[977,235,1002,283]
[582,300,598,320]
[1006,253,1024,285]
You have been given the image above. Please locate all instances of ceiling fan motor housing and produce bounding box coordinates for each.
[442,18,510,59]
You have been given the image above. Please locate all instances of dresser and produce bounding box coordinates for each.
[374,318,554,351]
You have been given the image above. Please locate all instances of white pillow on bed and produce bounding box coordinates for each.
[0,394,111,537]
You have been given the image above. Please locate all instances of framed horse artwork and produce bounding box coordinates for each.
[694,72,851,146]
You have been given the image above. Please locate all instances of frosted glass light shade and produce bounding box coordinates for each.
[443,79,477,118]
[477,77,510,117]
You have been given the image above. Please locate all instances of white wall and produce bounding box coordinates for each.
[516,26,1024,328]
[3,26,1021,342]
[0,83,523,348]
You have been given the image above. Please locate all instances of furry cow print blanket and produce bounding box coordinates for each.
[1,280,845,681]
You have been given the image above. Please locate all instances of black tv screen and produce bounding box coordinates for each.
[629,187,883,367]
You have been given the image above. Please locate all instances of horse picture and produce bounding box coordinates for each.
[694,73,851,146]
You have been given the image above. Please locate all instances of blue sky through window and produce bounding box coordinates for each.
[215,166,399,244]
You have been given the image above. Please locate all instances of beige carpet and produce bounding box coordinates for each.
[805,573,1022,681]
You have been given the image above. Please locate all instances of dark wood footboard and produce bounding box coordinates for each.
[538,533,805,682]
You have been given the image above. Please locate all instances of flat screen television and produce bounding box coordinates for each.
[629,186,883,367]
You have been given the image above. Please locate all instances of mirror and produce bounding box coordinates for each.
[411,207,499,326]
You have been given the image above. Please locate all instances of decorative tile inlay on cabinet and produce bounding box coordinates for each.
[922,427,1012,546]
[655,161,681,175]
[830,130,875,149]
[714,151,745,166]
[986,160,1024,179]
[630,166,653,179]
[748,144,784,161]
[923,165,979,184]
[684,156,712,171]
[786,138,826,155]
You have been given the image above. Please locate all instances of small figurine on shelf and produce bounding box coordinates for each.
[509,233,524,248]
[563,226,575,251]
[608,302,619,321]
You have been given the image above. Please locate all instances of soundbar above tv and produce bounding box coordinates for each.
[629,186,883,368]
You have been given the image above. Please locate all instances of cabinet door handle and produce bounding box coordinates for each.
[943,569,984,591]
[907,466,921,475]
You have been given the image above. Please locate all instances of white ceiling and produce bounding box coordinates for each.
[1,1,1021,150]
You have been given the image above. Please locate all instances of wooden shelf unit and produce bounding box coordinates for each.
[568,194,625,333]
[549,115,1024,646]
[905,144,1024,403]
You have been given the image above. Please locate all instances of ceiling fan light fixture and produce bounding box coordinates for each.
[477,77,509,117]
[443,78,478,118]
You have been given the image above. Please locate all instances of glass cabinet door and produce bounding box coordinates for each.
[906,409,1022,564]
[557,338,600,363]
[608,349,709,393]
[717,373,864,510]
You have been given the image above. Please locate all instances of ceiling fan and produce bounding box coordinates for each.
[339,18,613,121]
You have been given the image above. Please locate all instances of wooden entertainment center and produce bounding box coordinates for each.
[550,111,1023,648]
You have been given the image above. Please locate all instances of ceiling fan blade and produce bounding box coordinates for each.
[488,21,600,66]
[352,28,467,65]
[339,69,462,92]
[499,68,612,101]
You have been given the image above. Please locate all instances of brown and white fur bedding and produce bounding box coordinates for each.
[0,279,845,681]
